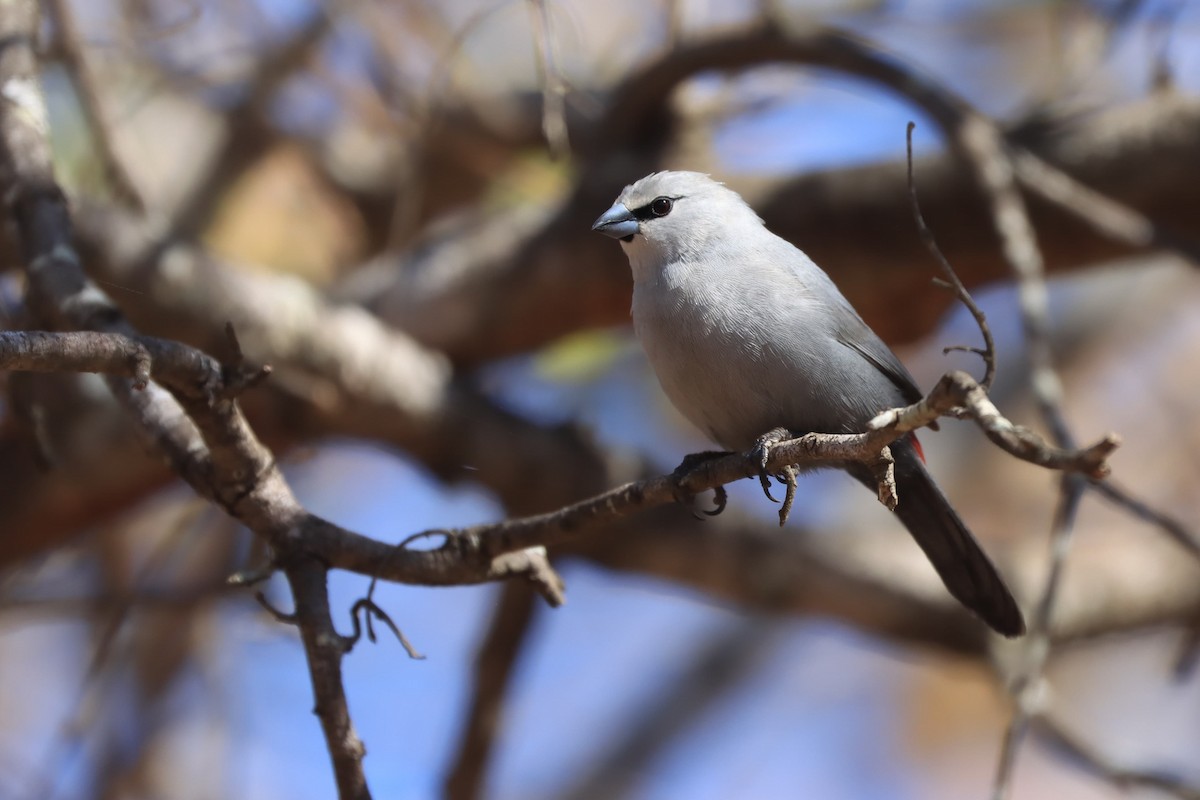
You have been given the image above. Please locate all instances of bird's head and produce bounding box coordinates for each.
[591,171,761,269]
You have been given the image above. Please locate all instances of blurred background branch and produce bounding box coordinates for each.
[2,0,1199,798]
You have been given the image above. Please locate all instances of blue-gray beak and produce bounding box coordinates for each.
[592,202,639,240]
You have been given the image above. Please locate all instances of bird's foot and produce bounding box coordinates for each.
[671,450,730,518]
[750,427,800,526]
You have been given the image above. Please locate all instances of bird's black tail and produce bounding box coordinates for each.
[850,439,1025,637]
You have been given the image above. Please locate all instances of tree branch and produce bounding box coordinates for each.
[285,558,370,800]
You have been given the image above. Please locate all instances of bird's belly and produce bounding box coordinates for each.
[635,299,818,451]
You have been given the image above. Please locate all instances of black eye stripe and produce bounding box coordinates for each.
[631,195,680,220]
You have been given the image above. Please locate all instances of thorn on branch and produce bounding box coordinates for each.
[219,322,273,398]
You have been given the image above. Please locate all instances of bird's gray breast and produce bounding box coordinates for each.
[631,259,842,450]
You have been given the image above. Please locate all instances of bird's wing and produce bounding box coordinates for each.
[776,242,925,406]
[835,316,925,406]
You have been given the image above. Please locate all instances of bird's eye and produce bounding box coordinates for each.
[650,197,673,217]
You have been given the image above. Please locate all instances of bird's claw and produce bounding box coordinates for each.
[749,428,800,526]
[703,485,728,517]
[758,472,778,503]
[750,427,793,504]
[671,450,731,518]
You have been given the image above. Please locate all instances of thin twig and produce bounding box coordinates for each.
[1033,712,1200,800]
[0,327,1116,592]
[905,121,996,389]
[992,476,1086,800]
[347,578,425,659]
[254,590,298,624]
[867,371,1116,478]
[1089,479,1200,562]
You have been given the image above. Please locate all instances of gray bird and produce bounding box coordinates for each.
[592,170,1024,637]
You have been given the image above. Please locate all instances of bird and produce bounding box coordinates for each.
[592,170,1025,637]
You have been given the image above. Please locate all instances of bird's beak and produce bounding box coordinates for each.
[591,202,639,240]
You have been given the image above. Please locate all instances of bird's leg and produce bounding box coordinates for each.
[749,427,797,504]
[671,450,731,517]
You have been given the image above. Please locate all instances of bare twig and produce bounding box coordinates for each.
[285,559,369,800]
[347,578,425,659]
[254,590,298,624]
[1033,712,1200,800]
[993,476,1086,800]
[868,372,1116,478]
[1090,479,1200,562]
[905,121,996,389]
[955,114,1074,445]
